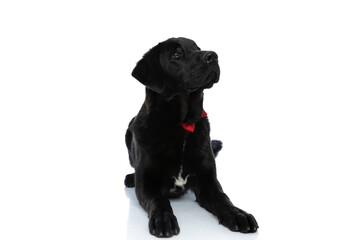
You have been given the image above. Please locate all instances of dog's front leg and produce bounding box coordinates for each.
[192,173,258,233]
[135,172,180,237]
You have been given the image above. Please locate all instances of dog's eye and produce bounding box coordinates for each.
[170,49,183,60]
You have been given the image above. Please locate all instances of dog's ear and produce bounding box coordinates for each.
[132,44,165,94]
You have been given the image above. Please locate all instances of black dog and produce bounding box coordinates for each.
[124,37,258,237]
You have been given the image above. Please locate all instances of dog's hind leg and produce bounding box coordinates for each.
[125,118,136,188]
[125,118,136,167]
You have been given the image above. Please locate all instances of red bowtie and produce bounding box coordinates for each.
[181,110,207,133]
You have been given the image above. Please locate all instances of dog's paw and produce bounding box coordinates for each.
[218,206,258,233]
[124,173,135,188]
[149,212,180,238]
[211,140,223,157]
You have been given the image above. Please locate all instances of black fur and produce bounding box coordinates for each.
[125,37,258,237]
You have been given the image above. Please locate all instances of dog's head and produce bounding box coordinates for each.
[132,37,220,98]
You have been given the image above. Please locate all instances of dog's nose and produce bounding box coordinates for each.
[203,51,218,63]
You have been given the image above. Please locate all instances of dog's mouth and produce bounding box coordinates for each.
[187,71,219,91]
[202,71,219,89]
[206,71,218,83]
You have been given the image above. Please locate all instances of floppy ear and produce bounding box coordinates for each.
[131,44,165,94]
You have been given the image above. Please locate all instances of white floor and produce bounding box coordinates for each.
[1,149,359,240]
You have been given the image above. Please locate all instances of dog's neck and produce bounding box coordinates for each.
[145,88,204,124]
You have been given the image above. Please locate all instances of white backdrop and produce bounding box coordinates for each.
[1,1,359,240]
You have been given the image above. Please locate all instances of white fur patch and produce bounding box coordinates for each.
[173,166,189,188]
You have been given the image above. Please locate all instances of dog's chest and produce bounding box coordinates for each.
[169,166,190,193]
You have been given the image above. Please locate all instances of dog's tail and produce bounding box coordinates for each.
[211,140,223,158]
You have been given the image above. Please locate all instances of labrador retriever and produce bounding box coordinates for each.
[124,37,258,237]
